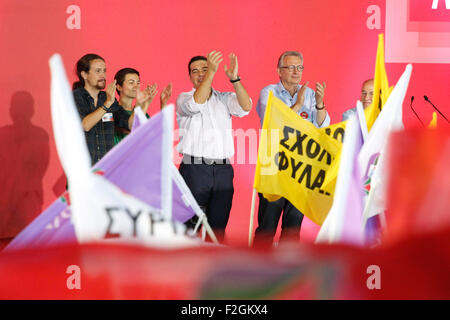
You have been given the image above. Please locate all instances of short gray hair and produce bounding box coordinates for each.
[277,51,303,68]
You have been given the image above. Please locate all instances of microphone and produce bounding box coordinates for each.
[424,95,449,123]
[410,96,424,127]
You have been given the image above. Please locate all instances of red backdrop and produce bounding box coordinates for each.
[0,0,449,246]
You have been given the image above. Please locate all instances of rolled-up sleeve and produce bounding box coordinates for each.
[313,111,330,128]
[218,92,250,118]
[307,90,330,128]
[176,91,207,117]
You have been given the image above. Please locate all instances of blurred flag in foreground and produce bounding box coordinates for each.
[359,64,412,245]
[316,104,365,246]
[385,126,450,243]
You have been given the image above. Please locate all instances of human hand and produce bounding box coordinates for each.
[224,53,239,80]
[137,83,158,107]
[315,81,326,106]
[160,83,172,109]
[105,80,117,107]
[206,51,223,74]
[293,81,309,110]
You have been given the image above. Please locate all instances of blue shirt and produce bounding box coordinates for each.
[255,81,330,128]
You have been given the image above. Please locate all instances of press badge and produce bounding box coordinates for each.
[102,112,113,122]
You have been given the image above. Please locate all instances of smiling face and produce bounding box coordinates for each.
[189,59,208,89]
[117,73,140,99]
[277,55,303,87]
[82,59,107,90]
[360,79,374,108]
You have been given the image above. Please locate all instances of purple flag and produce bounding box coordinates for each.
[6,103,198,252]
[4,194,76,251]
[316,103,365,246]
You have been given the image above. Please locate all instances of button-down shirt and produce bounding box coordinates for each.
[176,88,250,159]
[255,81,330,128]
[342,107,357,121]
[73,88,130,164]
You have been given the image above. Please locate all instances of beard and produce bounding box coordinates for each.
[95,80,106,90]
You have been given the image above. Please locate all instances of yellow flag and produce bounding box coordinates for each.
[428,112,437,128]
[364,34,392,131]
[254,92,344,225]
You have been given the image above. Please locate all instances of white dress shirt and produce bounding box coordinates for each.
[176,88,250,159]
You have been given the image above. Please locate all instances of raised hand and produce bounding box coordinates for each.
[207,51,223,74]
[224,53,239,80]
[292,81,309,112]
[160,83,172,109]
[315,81,326,106]
[137,83,158,107]
[105,80,117,107]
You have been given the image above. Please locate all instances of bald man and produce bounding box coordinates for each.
[342,79,374,121]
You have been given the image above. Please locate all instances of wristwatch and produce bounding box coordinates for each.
[101,105,110,112]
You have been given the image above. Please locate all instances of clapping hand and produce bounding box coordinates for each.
[315,81,326,107]
[160,83,172,109]
[224,53,239,81]
[105,80,117,107]
[137,83,158,108]
[207,51,223,74]
[291,81,309,112]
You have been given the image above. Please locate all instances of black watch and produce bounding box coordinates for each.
[101,105,110,112]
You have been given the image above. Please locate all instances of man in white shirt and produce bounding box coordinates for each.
[176,51,252,242]
[254,50,330,247]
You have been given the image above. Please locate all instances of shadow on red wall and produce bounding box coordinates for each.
[0,91,49,246]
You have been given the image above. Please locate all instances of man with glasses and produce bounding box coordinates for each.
[176,51,252,243]
[254,50,330,247]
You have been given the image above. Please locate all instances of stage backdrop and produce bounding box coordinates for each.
[0,0,449,246]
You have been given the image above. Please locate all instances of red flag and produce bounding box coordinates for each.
[385,127,450,243]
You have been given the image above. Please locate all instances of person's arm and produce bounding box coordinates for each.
[193,51,222,104]
[224,53,251,112]
[315,81,327,126]
[136,83,158,115]
[80,81,116,132]
[255,88,270,127]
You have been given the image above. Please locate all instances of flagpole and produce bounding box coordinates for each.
[248,188,257,247]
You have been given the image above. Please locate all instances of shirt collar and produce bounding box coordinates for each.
[277,81,300,95]
[191,87,218,96]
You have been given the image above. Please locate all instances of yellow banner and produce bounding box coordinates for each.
[254,92,345,225]
[253,34,390,226]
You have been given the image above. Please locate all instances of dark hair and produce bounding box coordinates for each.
[72,53,105,90]
[188,56,207,74]
[114,68,140,95]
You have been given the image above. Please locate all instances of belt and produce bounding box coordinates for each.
[182,155,230,165]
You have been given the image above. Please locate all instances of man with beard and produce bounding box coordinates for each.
[72,54,135,164]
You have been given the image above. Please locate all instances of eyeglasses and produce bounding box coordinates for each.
[279,65,304,72]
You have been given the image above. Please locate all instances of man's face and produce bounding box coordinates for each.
[189,59,208,89]
[277,55,303,87]
[361,80,374,109]
[117,73,140,99]
[82,59,107,90]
